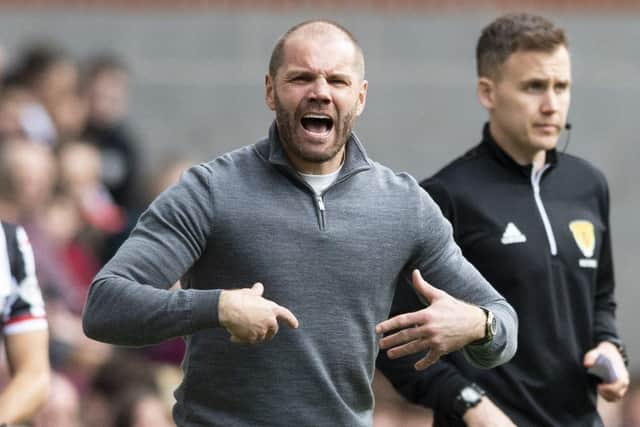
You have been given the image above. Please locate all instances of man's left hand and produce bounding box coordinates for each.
[375,269,486,370]
[583,341,629,401]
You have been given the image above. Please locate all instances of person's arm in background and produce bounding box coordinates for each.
[0,329,50,425]
[372,368,434,427]
[375,178,515,427]
[0,224,50,424]
[582,175,629,401]
[82,165,297,347]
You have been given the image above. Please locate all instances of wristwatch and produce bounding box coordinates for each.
[472,307,497,345]
[452,383,485,418]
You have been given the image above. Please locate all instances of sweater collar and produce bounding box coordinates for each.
[263,120,372,178]
[481,122,557,176]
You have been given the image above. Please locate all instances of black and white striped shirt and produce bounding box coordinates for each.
[0,221,47,336]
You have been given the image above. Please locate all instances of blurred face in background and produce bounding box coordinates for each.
[265,24,367,174]
[2,139,57,217]
[478,45,571,165]
[0,87,30,138]
[86,68,129,126]
[34,59,78,111]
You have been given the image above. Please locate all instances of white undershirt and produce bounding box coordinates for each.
[298,165,343,195]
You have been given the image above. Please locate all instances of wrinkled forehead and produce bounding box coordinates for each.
[281,26,363,76]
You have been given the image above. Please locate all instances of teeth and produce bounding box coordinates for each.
[303,114,331,120]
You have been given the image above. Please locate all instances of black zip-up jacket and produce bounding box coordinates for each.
[378,124,620,427]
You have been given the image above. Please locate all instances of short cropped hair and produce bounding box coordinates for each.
[268,20,364,79]
[476,13,567,78]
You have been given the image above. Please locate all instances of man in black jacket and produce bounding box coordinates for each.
[376,13,628,427]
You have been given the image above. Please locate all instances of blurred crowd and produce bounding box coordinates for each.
[0,38,638,426]
[0,39,190,426]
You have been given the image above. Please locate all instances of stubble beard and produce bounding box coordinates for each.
[274,93,356,165]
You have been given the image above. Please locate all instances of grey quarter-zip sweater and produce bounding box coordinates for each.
[83,123,517,427]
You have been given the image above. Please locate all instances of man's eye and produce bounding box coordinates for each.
[526,82,546,92]
[290,75,310,83]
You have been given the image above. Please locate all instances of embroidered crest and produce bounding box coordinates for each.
[569,220,595,258]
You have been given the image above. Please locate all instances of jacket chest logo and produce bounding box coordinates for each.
[501,222,527,245]
[569,220,597,268]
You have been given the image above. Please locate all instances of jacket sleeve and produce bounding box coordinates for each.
[82,164,221,346]
[411,177,518,369]
[592,176,620,345]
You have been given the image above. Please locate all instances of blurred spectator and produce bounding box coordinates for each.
[622,372,640,427]
[58,140,126,236]
[0,221,50,424]
[11,41,85,142]
[33,372,81,427]
[82,350,176,427]
[0,137,111,386]
[599,395,623,427]
[0,80,32,140]
[114,387,175,427]
[0,137,57,223]
[82,53,142,212]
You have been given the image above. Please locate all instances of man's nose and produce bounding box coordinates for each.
[541,89,559,113]
[307,78,331,103]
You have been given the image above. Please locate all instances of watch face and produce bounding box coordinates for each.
[489,313,498,336]
[461,386,482,404]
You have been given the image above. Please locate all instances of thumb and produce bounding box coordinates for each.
[412,269,440,303]
[583,348,600,368]
[250,282,264,296]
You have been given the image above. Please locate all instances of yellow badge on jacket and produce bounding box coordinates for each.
[569,220,597,268]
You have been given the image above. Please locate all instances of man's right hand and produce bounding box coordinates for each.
[462,397,516,427]
[218,283,299,344]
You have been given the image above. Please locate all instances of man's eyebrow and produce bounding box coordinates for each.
[283,69,314,78]
[327,72,352,80]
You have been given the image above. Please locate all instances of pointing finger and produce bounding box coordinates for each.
[275,305,299,329]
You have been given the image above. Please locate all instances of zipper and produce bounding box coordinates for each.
[315,194,326,231]
[530,165,557,255]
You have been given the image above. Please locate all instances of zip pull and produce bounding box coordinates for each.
[315,195,327,231]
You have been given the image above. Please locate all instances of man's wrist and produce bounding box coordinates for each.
[470,307,496,345]
[603,338,629,367]
[452,383,485,419]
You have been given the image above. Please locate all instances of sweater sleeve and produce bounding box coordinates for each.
[82,164,221,346]
[413,179,518,369]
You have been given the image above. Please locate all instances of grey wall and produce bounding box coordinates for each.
[1,8,638,368]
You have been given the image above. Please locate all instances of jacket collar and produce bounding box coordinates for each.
[481,122,557,177]
[258,121,373,179]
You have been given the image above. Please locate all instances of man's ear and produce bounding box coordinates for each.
[265,74,276,111]
[477,77,496,110]
[355,80,368,116]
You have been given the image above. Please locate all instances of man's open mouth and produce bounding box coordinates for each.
[300,114,334,135]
